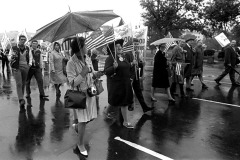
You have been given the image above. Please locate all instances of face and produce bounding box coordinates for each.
[188,40,195,46]
[197,41,203,46]
[32,42,38,50]
[115,44,122,54]
[54,43,60,51]
[231,40,236,47]
[19,37,26,46]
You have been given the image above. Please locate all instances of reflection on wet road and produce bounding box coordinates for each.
[0,65,240,160]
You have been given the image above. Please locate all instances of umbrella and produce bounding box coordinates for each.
[150,38,184,46]
[30,10,120,42]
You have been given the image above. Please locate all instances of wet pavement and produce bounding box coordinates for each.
[0,62,240,160]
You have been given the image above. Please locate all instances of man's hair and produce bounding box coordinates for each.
[19,35,26,40]
[70,37,85,53]
[31,40,38,44]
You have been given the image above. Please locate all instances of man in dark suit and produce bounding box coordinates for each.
[215,40,240,86]
[183,37,195,91]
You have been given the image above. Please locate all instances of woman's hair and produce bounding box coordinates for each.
[70,37,85,53]
[53,42,61,51]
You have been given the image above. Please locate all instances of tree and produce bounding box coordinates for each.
[140,0,205,44]
[203,0,240,34]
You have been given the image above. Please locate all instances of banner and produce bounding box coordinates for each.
[133,26,148,51]
[215,33,230,47]
[114,23,133,46]
[1,32,10,51]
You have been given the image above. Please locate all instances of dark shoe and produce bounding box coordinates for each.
[186,88,194,91]
[143,107,154,113]
[19,99,25,111]
[181,94,189,98]
[168,98,176,104]
[214,79,221,85]
[232,83,240,87]
[202,84,208,89]
[40,95,49,98]
[73,146,88,158]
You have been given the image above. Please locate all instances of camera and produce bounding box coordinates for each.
[87,86,97,97]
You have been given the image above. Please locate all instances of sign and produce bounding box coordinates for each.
[133,26,148,51]
[215,33,230,47]
[114,23,133,45]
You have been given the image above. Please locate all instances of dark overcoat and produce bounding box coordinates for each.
[183,44,195,78]
[152,50,170,88]
[104,55,133,106]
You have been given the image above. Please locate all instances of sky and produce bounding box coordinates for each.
[0,0,144,33]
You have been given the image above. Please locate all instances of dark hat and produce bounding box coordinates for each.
[185,35,196,42]
[107,39,124,55]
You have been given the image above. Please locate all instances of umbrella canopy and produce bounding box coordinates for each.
[150,38,184,46]
[31,10,120,42]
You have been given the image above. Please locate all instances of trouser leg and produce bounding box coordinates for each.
[34,68,45,96]
[215,66,230,82]
[26,68,34,96]
[132,78,149,111]
[20,66,29,97]
[13,69,23,100]
[229,67,236,84]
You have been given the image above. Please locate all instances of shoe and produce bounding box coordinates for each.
[19,99,25,112]
[40,95,49,98]
[73,146,88,158]
[214,79,221,85]
[202,84,208,89]
[168,98,176,103]
[143,107,154,113]
[151,97,157,102]
[186,88,194,91]
[123,122,134,129]
[232,83,240,86]
[181,94,189,98]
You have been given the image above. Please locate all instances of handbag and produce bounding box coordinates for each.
[94,78,104,95]
[64,81,86,109]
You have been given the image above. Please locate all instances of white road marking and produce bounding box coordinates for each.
[192,98,240,108]
[193,79,232,85]
[114,137,174,160]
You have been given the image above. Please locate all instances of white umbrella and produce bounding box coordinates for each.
[150,38,184,46]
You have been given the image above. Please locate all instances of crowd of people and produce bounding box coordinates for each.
[1,34,240,157]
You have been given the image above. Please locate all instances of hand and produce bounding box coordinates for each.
[81,65,90,77]
[132,60,137,65]
[113,61,118,69]
[95,71,104,78]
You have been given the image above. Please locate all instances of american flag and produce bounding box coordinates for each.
[176,63,182,75]
[85,29,105,50]
[164,32,177,52]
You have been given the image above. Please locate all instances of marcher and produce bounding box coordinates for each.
[183,37,195,91]
[26,40,49,100]
[124,42,153,113]
[151,44,175,102]
[1,49,10,74]
[49,42,67,97]
[104,39,134,128]
[191,40,208,89]
[170,41,188,98]
[66,37,103,157]
[9,35,32,111]
[215,40,240,86]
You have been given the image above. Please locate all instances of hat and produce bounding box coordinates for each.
[185,35,196,42]
[107,39,124,55]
